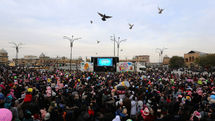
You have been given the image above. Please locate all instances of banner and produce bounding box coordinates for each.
[117,62,134,72]
[80,62,93,72]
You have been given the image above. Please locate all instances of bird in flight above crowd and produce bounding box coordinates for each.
[129,24,134,29]
[158,7,164,14]
[97,12,112,21]
[96,40,100,44]
[90,20,93,24]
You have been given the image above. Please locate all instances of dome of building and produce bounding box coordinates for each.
[39,53,46,58]
[0,49,7,54]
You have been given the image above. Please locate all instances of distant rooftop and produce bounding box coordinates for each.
[187,50,207,55]
[0,49,7,54]
[135,55,150,57]
[24,55,38,60]
[39,53,46,58]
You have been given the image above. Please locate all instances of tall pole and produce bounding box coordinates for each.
[63,35,81,71]
[117,44,119,57]
[16,46,18,61]
[115,37,126,58]
[111,34,116,56]
[70,42,73,71]
[57,56,59,68]
[9,42,23,66]
[156,48,167,64]
[114,36,116,57]
[120,49,123,59]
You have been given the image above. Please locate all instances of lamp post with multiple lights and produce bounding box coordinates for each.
[9,42,23,66]
[63,35,81,71]
[110,34,116,56]
[111,35,126,57]
[116,37,126,57]
[156,48,167,64]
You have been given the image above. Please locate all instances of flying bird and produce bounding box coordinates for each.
[90,20,93,24]
[129,24,134,29]
[97,12,112,21]
[96,40,100,44]
[158,7,164,14]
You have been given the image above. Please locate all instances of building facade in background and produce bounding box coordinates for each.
[13,53,83,67]
[184,50,207,67]
[132,55,150,63]
[163,55,170,65]
[0,49,8,65]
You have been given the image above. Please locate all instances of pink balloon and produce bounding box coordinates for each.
[0,108,12,121]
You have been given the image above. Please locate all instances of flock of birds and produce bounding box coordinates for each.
[91,7,164,30]
[92,7,164,44]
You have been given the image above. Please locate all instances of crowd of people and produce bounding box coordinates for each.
[0,65,215,121]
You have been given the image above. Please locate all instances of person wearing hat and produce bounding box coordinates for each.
[140,107,150,119]
[190,111,201,121]
[113,107,128,121]
[139,106,154,121]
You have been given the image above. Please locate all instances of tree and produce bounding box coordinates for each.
[196,54,215,71]
[169,56,185,69]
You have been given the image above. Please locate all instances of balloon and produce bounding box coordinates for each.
[0,108,12,121]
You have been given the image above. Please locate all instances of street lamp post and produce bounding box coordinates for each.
[119,49,124,59]
[156,48,167,64]
[56,56,59,68]
[110,34,116,56]
[9,42,23,66]
[63,35,81,71]
[116,37,126,57]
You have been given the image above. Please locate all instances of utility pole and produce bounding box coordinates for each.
[63,35,81,71]
[9,42,23,66]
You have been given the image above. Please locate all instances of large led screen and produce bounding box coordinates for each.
[97,58,113,66]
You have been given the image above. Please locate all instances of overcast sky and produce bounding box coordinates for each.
[0,0,215,62]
